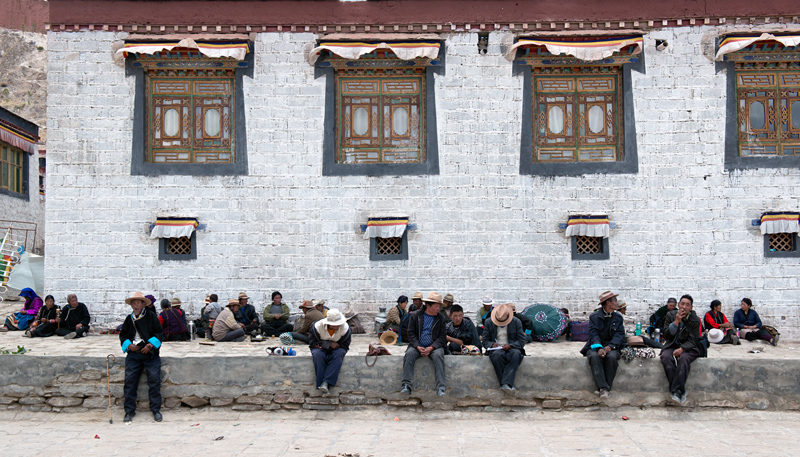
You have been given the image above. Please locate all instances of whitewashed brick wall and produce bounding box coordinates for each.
[45,28,800,338]
[0,154,44,255]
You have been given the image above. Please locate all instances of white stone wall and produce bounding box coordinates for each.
[0,151,44,255]
[45,28,800,338]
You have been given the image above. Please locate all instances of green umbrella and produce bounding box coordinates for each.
[522,304,567,342]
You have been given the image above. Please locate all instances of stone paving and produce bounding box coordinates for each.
[0,409,799,456]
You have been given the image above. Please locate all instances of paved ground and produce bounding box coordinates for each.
[0,409,799,456]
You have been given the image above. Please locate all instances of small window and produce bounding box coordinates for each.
[764,232,799,258]
[571,236,609,260]
[370,231,409,261]
[159,233,197,261]
[0,145,26,195]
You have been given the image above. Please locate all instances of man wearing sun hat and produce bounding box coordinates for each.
[408,291,424,313]
[235,292,260,336]
[476,296,494,336]
[119,291,164,423]
[401,292,448,396]
[482,303,526,393]
[213,299,247,342]
[580,291,626,399]
[308,309,352,394]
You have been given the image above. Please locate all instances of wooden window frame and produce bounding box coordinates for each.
[0,144,28,198]
[159,232,197,261]
[369,230,409,261]
[571,235,609,260]
[764,232,800,258]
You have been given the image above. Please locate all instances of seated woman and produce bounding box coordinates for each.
[212,299,246,342]
[704,299,739,345]
[1,288,43,331]
[383,295,408,341]
[733,298,778,346]
[308,309,351,394]
[26,295,59,337]
[158,299,189,341]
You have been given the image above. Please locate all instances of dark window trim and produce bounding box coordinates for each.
[571,236,610,261]
[129,51,253,176]
[369,230,409,261]
[0,145,29,201]
[318,45,444,176]
[517,52,643,176]
[763,233,800,258]
[158,232,197,261]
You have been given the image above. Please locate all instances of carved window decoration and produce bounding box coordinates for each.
[768,232,795,252]
[335,54,425,165]
[142,52,235,164]
[533,72,622,162]
[167,236,193,255]
[375,237,403,256]
[0,145,24,194]
[575,236,601,255]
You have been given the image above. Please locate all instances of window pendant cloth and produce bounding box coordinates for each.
[114,36,250,63]
[363,216,409,240]
[510,35,643,61]
[308,40,440,65]
[150,218,199,239]
[564,215,610,238]
[715,33,800,61]
[760,212,800,235]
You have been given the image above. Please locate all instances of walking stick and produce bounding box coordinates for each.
[106,354,115,424]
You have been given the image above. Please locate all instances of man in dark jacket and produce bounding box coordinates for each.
[482,303,527,393]
[401,292,448,396]
[510,304,534,343]
[55,294,91,339]
[235,292,260,336]
[580,291,626,398]
[119,291,164,423]
[659,294,703,404]
[647,297,677,335]
[445,305,480,353]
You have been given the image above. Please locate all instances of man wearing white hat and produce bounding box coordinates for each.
[401,292,448,396]
[482,303,526,393]
[579,291,626,399]
[308,309,352,394]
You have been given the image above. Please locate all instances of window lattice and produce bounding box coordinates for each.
[167,237,193,255]
[376,237,402,256]
[735,69,800,157]
[1,145,24,194]
[769,233,795,252]
[575,236,601,255]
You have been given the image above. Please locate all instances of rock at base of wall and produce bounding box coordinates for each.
[305,397,339,405]
[181,396,209,408]
[281,403,302,410]
[0,396,18,405]
[273,394,304,404]
[339,395,383,405]
[747,399,770,410]
[82,396,111,409]
[456,399,491,407]
[501,399,538,407]
[236,395,273,405]
[47,396,84,407]
[387,399,421,407]
[163,397,181,409]
[302,404,336,411]
[18,396,45,405]
[541,399,562,409]
[231,404,262,412]
[210,398,234,407]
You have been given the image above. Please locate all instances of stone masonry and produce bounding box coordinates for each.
[44,27,800,337]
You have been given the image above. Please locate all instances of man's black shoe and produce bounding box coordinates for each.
[153,411,163,422]
[124,412,135,422]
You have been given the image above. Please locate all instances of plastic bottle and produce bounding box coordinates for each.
[635,321,642,336]
[654,328,661,343]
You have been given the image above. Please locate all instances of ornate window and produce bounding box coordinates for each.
[0,145,24,194]
[565,215,611,260]
[720,34,800,169]
[760,212,800,258]
[515,36,642,175]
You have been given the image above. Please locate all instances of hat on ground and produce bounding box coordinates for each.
[708,329,725,344]
[598,291,619,305]
[322,309,347,326]
[443,293,454,303]
[626,335,646,347]
[227,298,240,307]
[412,292,423,300]
[491,303,514,327]
[170,297,182,306]
[343,308,358,319]
[422,292,443,304]
[125,291,152,306]
[481,296,494,307]
[238,292,249,300]
[380,330,398,346]
[279,332,294,345]
[300,300,315,309]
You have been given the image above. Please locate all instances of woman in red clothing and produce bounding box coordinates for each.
[703,300,740,345]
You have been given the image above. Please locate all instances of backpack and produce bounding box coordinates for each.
[569,321,590,342]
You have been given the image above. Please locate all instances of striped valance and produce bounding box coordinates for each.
[510,35,643,62]
[0,122,38,154]
[565,215,610,238]
[114,38,250,62]
[150,218,199,239]
[760,212,799,235]
[363,216,409,240]
[716,33,800,61]
[308,40,441,65]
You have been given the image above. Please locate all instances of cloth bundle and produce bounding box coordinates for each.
[461,345,482,355]
[620,346,656,363]
[267,346,296,356]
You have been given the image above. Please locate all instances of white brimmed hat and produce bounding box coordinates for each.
[708,329,725,344]
[322,309,347,326]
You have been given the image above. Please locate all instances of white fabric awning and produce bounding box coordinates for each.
[114,36,250,64]
[363,216,409,240]
[150,218,199,239]
[308,40,440,65]
[0,123,37,154]
[564,216,610,238]
[510,35,643,61]
[716,33,800,61]
[760,212,800,235]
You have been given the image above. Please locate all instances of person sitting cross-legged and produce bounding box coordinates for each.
[482,303,526,393]
[580,291,626,398]
[401,292,448,397]
[212,299,247,342]
[308,309,352,394]
[289,300,324,343]
[445,304,480,354]
[25,295,59,338]
[56,294,91,339]
[261,291,293,337]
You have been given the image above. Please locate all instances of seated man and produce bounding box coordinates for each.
[407,292,424,314]
[648,297,677,336]
[56,294,91,339]
[580,291,626,398]
[196,294,220,338]
[660,294,704,404]
[442,293,455,317]
[475,297,494,336]
[509,304,534,343]
[308,309,352,394]
[261,291,293,337]
[212,299,247,342]
[401,292,447,396]
[482,303,526,393]
[119,291,164,423]
[445,305,480,353]
[26,294,59,338]
[289,300,324,343]
[235,292,260,336]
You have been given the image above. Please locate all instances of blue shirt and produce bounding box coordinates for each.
[419,313,434,347]
[733,309,762,329]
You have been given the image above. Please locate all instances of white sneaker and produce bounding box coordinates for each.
[64,332,77,339]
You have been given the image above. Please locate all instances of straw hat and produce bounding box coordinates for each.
[322,309,347,326]
[708,329,725,344]
[238,292,249,300]
[481,297,494,307]
[443,293,454,303]
[299,300,315,309]
[343,309,358,319]
[598,291,619,305]
[491,303,514,327]
[380,330,398,346]
[226,298,240,307]
[125,291,151,306]
[421,292,443,304]
[170,297,182,307]
[412,292,423,300]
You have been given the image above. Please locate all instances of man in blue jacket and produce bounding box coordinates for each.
[401,292,448,396]
[580,291,626,398]
[482,303,527,393]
